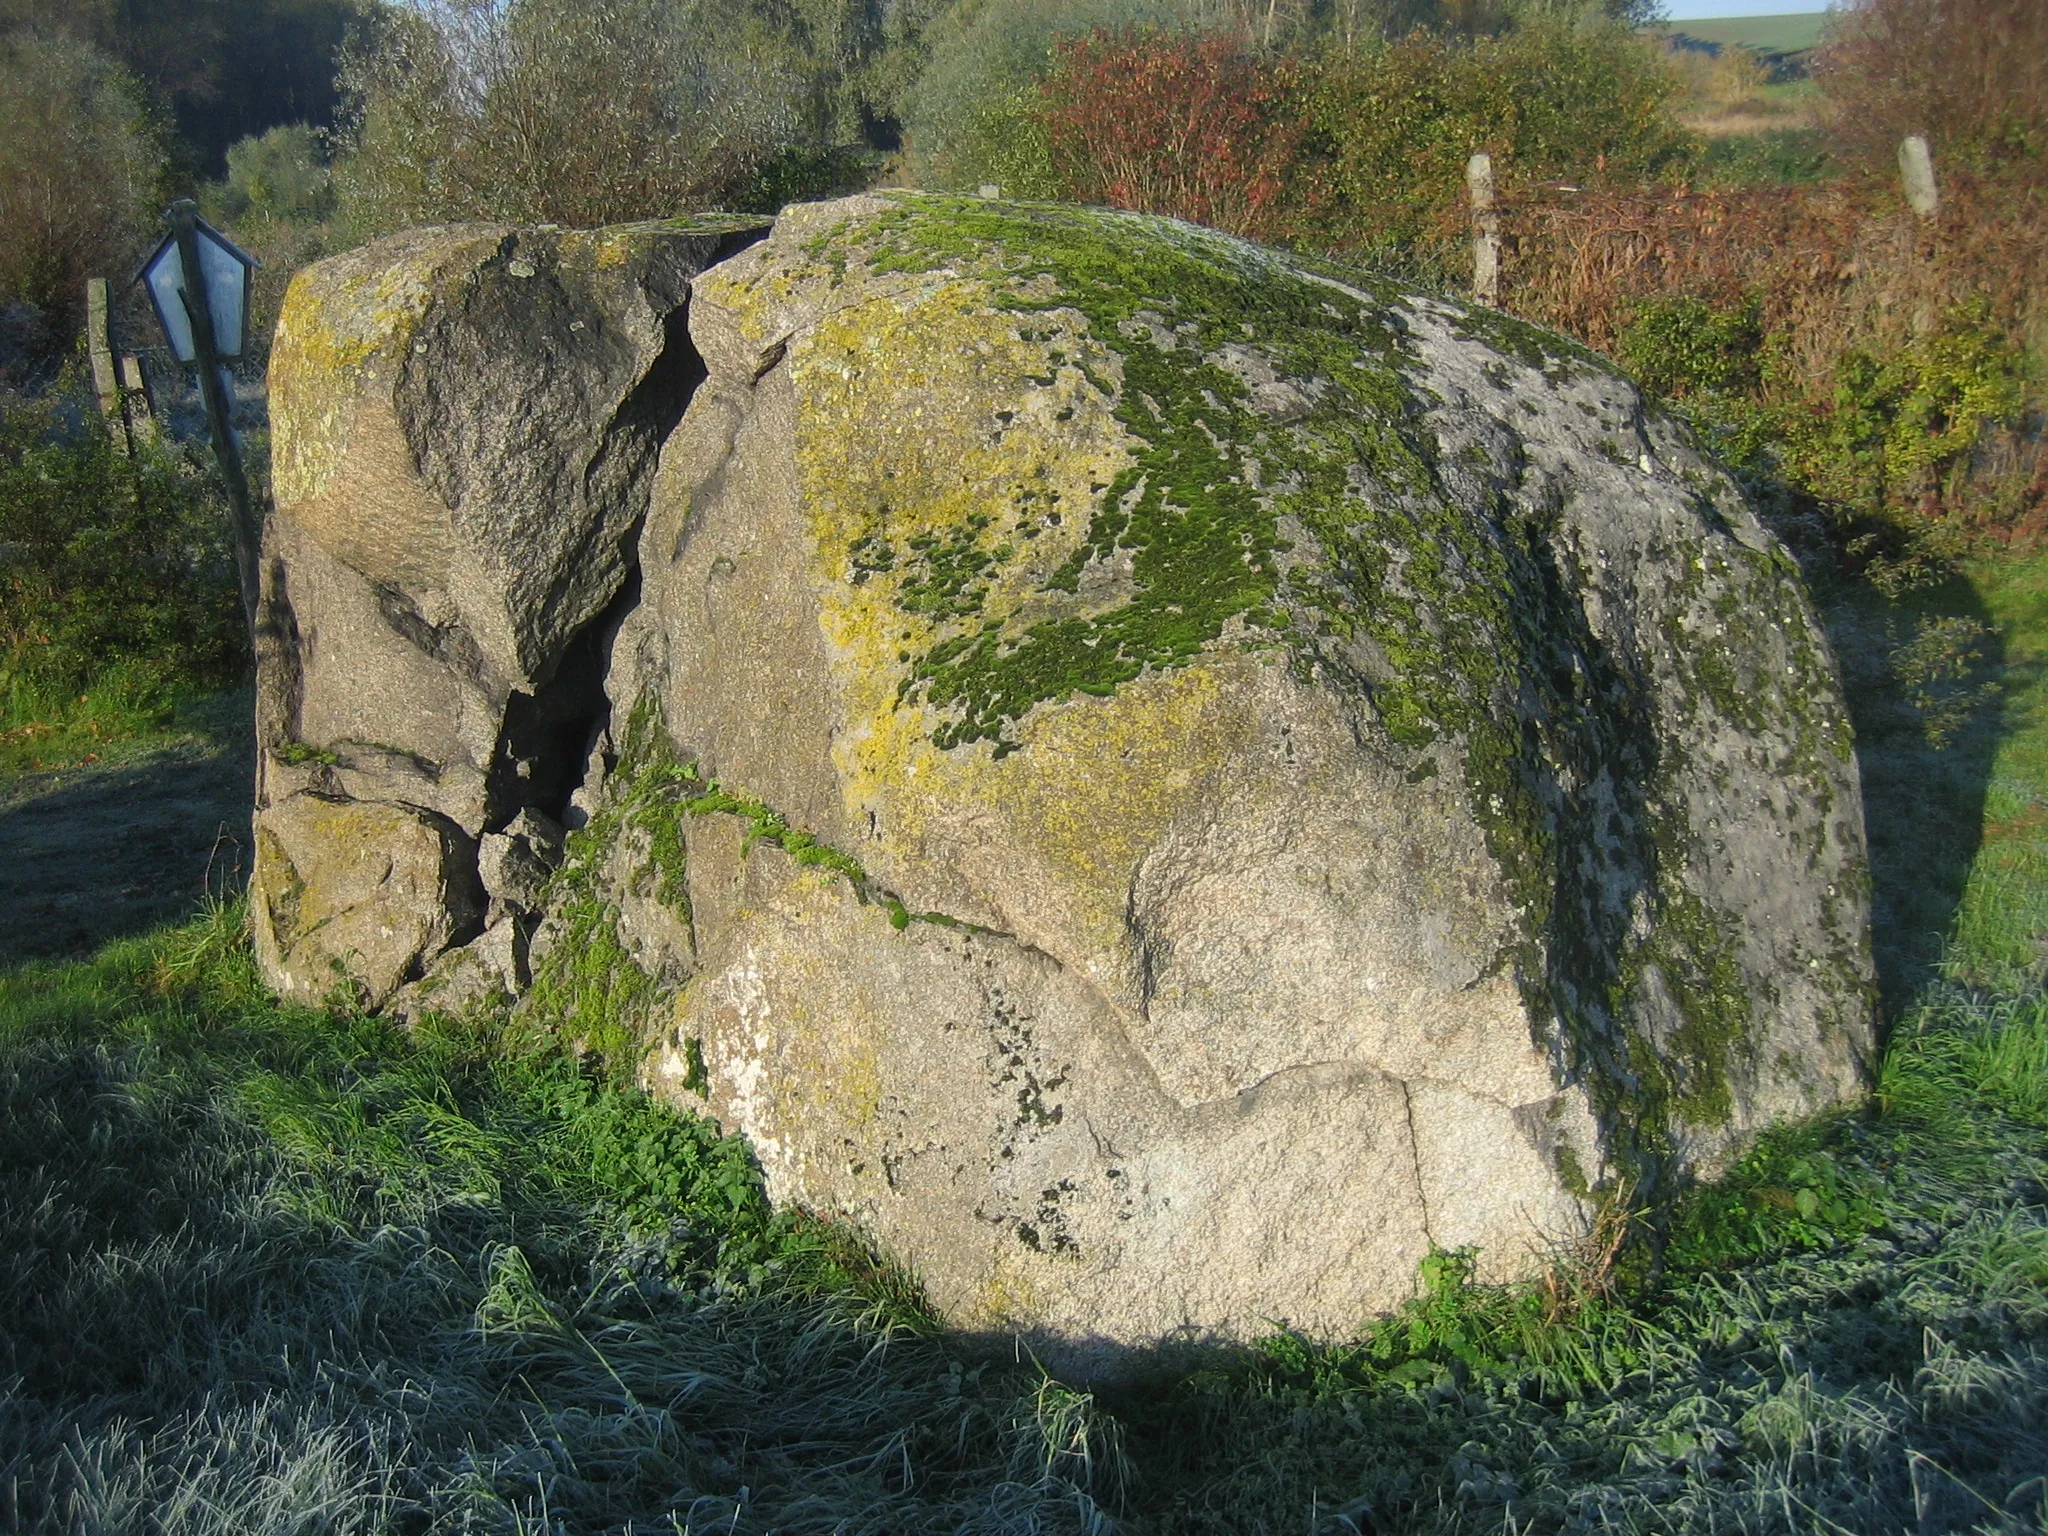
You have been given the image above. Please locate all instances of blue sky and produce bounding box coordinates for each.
[1661,0,1831,16]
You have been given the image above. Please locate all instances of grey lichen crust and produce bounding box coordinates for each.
[254,193,1875,1374]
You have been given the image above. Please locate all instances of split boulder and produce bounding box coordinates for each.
[252,215,766,1005]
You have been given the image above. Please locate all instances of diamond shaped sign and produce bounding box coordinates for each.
[137,215,259,362]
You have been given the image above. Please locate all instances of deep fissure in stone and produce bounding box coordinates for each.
[478,306,712,845]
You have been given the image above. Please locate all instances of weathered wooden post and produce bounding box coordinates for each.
[1467,152,1500,307]
[85,278,127,452]
[1899,133,1939,218]
[86,278,158,452]
[138,199,261,637]
[117,356,157,445]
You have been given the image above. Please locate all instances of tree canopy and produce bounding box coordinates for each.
[0,0,368,173]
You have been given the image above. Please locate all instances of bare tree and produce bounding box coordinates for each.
[333,0,831,233]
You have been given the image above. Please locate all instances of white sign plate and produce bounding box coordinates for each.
[138,218,259,362]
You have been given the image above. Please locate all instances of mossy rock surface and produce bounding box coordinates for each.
[259,192,1875,1374]
[604,194,1877,1369]
[252,793,483,1007]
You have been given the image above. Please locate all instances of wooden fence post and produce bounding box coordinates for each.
[85,278,128,452]
[117,355,156,444]
[1899,134,1939,218]
[1467,152,1500,307]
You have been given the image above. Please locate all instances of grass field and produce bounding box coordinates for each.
[1660,14,1833,54]
[0,543,2044,1529]
[0,665,241,783]
[1658,18,1827,139]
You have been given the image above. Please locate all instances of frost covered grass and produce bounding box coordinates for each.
[2,554,2046,1531]
[0,902,1122,1534]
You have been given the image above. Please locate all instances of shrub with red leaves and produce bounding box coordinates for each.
[1037,29,1305,241]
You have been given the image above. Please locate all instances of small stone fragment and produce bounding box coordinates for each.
[478,808,566,912]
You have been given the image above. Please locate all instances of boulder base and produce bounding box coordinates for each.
[252,794,481,1004]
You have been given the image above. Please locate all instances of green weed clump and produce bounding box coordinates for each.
[521,703,694,1067]
[1620,291,2034,605]
[0,387,245,775]
[1620,293,1765,401]
[522,699,924,1070]
[0,388,243,743]
[1781,304,2029,532]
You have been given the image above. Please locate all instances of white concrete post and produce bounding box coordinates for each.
[1467,152,1500,307]
[1899,134,1939,218]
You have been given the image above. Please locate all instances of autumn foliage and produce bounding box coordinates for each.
[1033,21,1689,271]
[1039,30,1303,239]
[1816,0,2048,174]
[1501,170,2048,536]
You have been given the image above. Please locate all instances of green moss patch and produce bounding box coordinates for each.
[841,200,1429,756]
[528,696,990,1068]
[791,197,1843,1155]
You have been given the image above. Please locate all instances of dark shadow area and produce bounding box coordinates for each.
[0,994,1107,1535]
[1817,566,2005,1015]
[0,693,253,967]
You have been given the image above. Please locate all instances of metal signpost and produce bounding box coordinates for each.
[137,200,261,635]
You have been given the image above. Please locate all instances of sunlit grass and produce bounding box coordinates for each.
[0,664,245,783]
[1946,552,2048,992]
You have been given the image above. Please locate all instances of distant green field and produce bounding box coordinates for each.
[1660,13,1832,52]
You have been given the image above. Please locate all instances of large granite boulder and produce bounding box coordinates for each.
[257,194,1876,1372]
[253,215,767,1003]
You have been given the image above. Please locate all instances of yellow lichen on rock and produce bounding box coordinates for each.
[269,228,505,510]
[566,225,652,272]
[967,1251,1046,1333]
[868,661,1248,962]
[761,258,1256,955]
[251,793,478,1006]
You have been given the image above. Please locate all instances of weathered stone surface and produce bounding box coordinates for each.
[479,808,565,915]
[617,195,1874,1368]
[253,215,767,1005]
[268,217,763,690]
[388,913,531,1022]
[257,508,498,833]
[259,193,1876,1375]
[252,793,483,1006]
